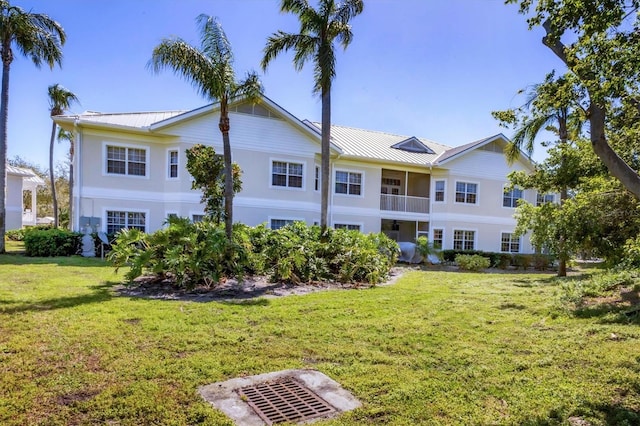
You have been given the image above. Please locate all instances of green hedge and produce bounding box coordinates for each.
[442,249,554,270]
[23,229,82,257]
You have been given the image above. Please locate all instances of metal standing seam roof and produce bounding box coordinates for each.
[6,164,45,185]
[308,122,451,166]
[59,110,189,129]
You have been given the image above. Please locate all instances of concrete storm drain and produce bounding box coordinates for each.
[198,369,361,425]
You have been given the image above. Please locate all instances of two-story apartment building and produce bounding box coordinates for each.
[54,95,542,254]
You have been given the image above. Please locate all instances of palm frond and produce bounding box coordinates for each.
[233,71,263,103]
[2,5,65,69]
[328,20,353,49]
[262,31,316,71]
[48,83,78,116]
[509,113,555,163]
[149,38,221,101]
[314,43,335,93]
[334,0,364,24]
[196,14,233,67]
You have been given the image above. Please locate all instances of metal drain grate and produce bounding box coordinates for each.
[238,376,336,425]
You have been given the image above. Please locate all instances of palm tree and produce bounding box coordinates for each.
[48,84,77,228]
[261,0,364,234]
[149,14,262,240]
[57,127,74,230]
[0,1,65,253]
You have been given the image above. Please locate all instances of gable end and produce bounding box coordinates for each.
[391,137,435,154]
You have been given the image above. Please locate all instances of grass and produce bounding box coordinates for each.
[0,253,639,425]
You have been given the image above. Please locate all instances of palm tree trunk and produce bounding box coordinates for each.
[219,104,233,240]
[320,87,331,236]
[0,46,11,254]
[49,121,58,228]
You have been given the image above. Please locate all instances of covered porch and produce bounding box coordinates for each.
[381,218,429,243]
[379,169,430,214]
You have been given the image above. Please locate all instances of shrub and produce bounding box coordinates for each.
[6,229,25,241]
[108,220,399,287]
[415,236,435,263]
[455,254,490,271]
[23,229,82,257]
[512,254,533,270]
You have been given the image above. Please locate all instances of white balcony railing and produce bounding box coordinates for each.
[380,194,429,214]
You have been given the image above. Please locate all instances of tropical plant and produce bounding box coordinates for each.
[149,14,262,240]
[262,0,364,234]
[47,84,77,228]
[0,1,65,252]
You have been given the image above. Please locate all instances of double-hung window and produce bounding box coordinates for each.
[272,161,303,188]
[455,182,477,204]
[434,180,445,202]
[501,232,520,253]
[503,187,523,208]
[106,145,146,176]
[106,211,146,234]
[453,230,475,250]
[335,171,362,195]
[168,150,179,178]
[536,193,555,206]
[432,229,443,249]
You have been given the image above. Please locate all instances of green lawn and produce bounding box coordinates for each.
[0,253,638,425]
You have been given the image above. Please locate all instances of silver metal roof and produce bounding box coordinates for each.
[60,110,188,129]
[308,122,451,166]
[6,165,45,185]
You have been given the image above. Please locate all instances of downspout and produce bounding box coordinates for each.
[73,117,81,232]
[329,153,341,229]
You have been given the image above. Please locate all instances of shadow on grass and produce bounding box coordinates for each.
[0,253,109,268]
[521,402,640,425]
[0,282,116,313]
[573,303,640,325]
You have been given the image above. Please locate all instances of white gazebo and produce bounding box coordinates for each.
[6,164,45,229]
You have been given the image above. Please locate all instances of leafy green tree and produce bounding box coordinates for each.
[0,1,65,252]
[47,84,77,228]
[262,0,364,234]
[185,144,242,224]
[149,14,262,240]
[494,74,586,276]
[506,0,640,199]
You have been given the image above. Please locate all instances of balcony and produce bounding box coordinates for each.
[380,194,430,214]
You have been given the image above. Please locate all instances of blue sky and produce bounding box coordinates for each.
[9,0,565,170]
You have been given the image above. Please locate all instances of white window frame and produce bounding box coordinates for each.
[103,207,149,234]
[500,232,521,253]
[454,180,479,205]
[314,165,320,192]
[334,168,364,198]
[452,228,476,251]
[432,228,444,250]
[269,158,306,190]
[167,149,179,180]
[333,222,363,232]
[503,186,524,208]
[536,193,555,206]
[189,211,206,223]
[434,180,446,203]
[102,141,149,179]
[269,216,304,230]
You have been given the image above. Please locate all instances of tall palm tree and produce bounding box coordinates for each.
[149,14,262,240]
[48,84,77,228]
[262,0,364,234]
[0,1,65,253]
[57,127,74,230]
